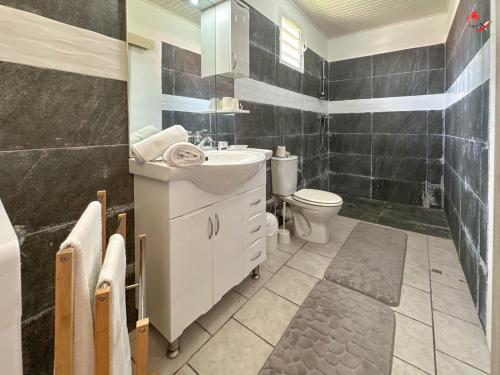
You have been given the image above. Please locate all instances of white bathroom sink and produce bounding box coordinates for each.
[129,149,271,194]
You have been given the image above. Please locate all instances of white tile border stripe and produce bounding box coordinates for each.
[0,5,127,81]
[232,40,492,115]
[161,95,210,113]
[235,78,327,113]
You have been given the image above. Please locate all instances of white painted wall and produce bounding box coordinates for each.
[127,0,201,138]
[328,13,449,61]
[244,0,328,59]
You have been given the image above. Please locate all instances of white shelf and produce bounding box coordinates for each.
[201,109,250,114]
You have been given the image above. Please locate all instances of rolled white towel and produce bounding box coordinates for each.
[131,125,188,163]
[162,142,205,168]
[130,126,158,145]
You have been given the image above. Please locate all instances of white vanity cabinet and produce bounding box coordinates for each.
[131,159,268,343]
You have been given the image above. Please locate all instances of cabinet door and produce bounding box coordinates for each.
[169,207,213,340]
[212,196,244,303]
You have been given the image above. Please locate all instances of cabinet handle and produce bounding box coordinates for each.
[215,214,220,236]
[250,198,261,206]
[250,251,262,261]
[250,225,262,234]
[208,217,213,240]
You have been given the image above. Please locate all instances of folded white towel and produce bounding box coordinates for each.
[130,126,159,145]
[59,201,102,375]
[97,234,132,375]
[131,125,188,163]
[162,141,205,168]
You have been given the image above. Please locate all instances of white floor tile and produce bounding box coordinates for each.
[302,239,343,258]
[430,265,469,292]
[234,288,298,346]
[286,249,331,279]
[394,312,435,374]
[261,249,292,273]
[189,319,273,375]
[434,311,490,373]
[405,232,429,269]
[266,266,318,305]
[148,323,210,375]
[431,281,481,325]
[436,351,488,375]
[392,285,432,325]
[175,365,197,375]
[233,269,273,299]
[197,290,247,334]
[403,262,430,293]
[392,357,429,374]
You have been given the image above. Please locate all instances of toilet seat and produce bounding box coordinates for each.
[292,189,343,207]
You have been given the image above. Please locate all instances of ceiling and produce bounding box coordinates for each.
[290,0,449,38]
[147,0,222,24]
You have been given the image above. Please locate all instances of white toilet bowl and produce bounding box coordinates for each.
[281,189,343,244]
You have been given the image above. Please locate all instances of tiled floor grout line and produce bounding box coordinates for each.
[435,349,490,374]
[427,235,439,375]
[394,355,433,375]
[431,278,468,292]
[169,220,484,375]
[432,307,481,326]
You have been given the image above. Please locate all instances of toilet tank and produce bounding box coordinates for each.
[0,199,22,375]
[271,156,298,196]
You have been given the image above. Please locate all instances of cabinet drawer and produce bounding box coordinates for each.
[243,237,266,275]
[243,186,266,219]
[245,213,265,249]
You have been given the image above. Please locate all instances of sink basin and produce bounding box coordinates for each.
[129,149,270,194]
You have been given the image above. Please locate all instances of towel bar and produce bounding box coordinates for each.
[54,190,151,375]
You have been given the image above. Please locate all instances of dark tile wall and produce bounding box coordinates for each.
[329,44,445,101]
[248,5,328,99]
[329,110,444,207]
[0,4,132,375]
[161,5,331,205]
[443,0,491,330]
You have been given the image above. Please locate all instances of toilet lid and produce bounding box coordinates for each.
[293,189,343,206]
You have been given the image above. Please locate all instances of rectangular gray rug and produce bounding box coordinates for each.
[325,222,407,306]
[259,280,395,375]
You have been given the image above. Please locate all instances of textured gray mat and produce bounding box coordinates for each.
[325,222,407,306]
[259,280,395,375]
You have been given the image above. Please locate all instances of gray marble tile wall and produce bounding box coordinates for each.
[444,0,491,329]
[329,110,444,207]
[327,45,445,208]
[329,44,445,101]
[0,2,131,374]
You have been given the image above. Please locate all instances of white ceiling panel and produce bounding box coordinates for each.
[290,0,449,38]
[146,0,224,24]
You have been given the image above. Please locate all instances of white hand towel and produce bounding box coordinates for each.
[162,141,205,168]
[130,126,159,145]
[97,234,132,375]
[131,125,188,163]
[59,201,102,375]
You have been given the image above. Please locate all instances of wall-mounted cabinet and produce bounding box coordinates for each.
[201,0,250,78]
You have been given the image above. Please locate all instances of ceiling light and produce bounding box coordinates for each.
[191,0,199,5]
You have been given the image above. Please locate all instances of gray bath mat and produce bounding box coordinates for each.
[325,222,407,306]
[259,280,395,375]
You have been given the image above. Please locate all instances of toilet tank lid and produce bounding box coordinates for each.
[293,189,343,205]
[271,155,298,161]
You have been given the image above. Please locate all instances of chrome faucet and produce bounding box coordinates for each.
[198,135,214,149]
[192,130,214,149]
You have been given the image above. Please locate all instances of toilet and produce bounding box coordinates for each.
[271,155,343,244]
